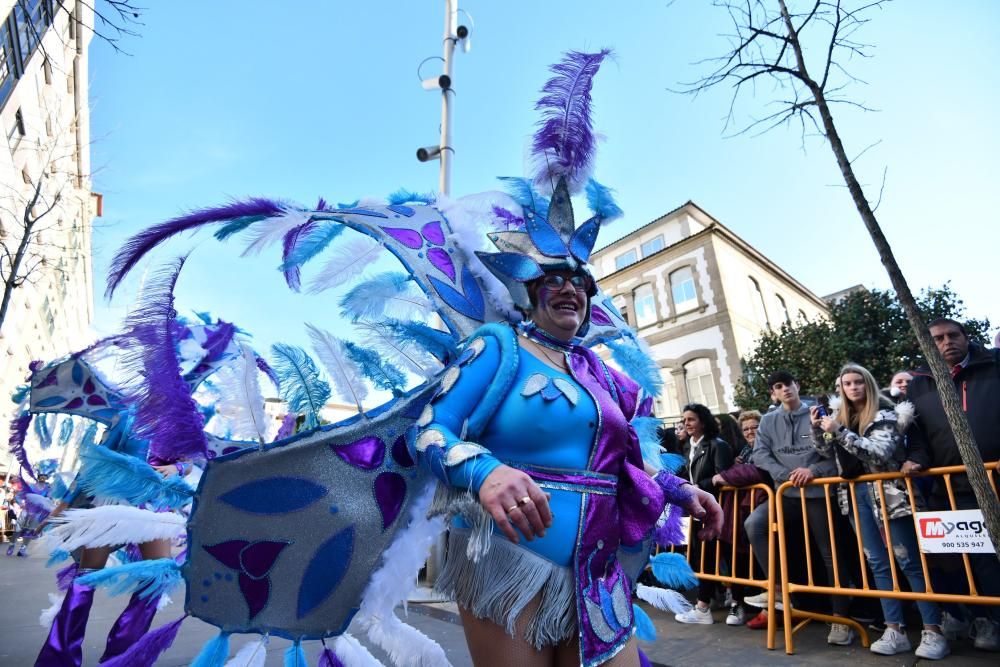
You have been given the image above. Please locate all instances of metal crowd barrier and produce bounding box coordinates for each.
[660,483,779,649]
[774,462,1000,654]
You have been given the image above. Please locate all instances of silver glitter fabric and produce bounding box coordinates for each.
[184,382,437,640]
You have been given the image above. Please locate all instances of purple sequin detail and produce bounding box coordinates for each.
[427,248,456,282]
[380,227,423,249]
[590,305,613,327]
[83,379,95,394]
[331,436,384,471]
[391,435,414,468]
[420,221,445,245]
[373,472,406,530]
[239,540,289,579]
[653,469,692,506]
[86,395,108,406]
[64,397,84,409]
[37,370,58,388]
[29,359,44,373]
[238,573,270,619]
[203,540,248,570]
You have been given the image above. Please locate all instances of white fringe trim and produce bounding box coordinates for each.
[436,529,576,649]
[39,592,64,627]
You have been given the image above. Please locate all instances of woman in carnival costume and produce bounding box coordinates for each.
[6,295,270,667]
[89,49,720,667]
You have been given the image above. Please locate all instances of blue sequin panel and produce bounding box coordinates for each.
[386,204,415,217]
[217,477,328,514]
[525,215,569,258]
[569,216,601,264]
[427,265,485,322]
[296,525,354,618]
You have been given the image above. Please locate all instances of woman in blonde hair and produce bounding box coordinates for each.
[810,363,948,660]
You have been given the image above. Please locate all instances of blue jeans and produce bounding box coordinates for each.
[850,484,941,627]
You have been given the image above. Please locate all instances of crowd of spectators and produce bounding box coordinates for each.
[656,317,1000,660]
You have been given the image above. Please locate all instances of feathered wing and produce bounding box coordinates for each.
[305,324,368,414]
[44,507,186,552]
[531,49,612,193]
[355,321,441,379]
[240,208,313,257]
[339,272,431,322]
[269,342,332,429]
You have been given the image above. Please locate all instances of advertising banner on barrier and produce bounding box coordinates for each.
[916,510,996,553]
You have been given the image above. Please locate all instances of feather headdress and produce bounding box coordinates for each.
[270,342,331,430]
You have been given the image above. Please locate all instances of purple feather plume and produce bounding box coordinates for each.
[106,197,286,296]
[56,562,79,591]
[7,413,35,478]
[318,644,346,667]
[119,259,207,463]
[274,413,297,441]
[255,355,280,389]
[531,49,611,194]
[281,221,317,291]
[98,614,187,667]
[199,321,237,364]
[28,359,44,373]
[491,205,525,231]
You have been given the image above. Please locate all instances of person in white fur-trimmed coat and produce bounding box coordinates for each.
[810,363,949,661]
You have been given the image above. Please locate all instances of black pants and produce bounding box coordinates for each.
[745,494,851,615]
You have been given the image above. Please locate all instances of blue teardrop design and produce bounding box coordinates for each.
[525,215,569,258]
[296,525,354,619]
[427,265,485,322]
[218,477,327,514]
[569,216,601,264]
[35,396,67,407]
[477,252,544,281]
[71,361,83,385]
[386,204,415,217]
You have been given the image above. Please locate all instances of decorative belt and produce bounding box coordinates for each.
[505,462,618,496]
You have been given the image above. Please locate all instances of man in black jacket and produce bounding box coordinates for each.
[905,317,1000,650]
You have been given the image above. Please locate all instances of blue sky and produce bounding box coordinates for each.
[88,1,999,351]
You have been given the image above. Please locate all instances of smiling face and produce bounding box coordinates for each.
[741,419,759,445]
[682,410,705,439]
[528,270,591,341]
[890,371,912,395]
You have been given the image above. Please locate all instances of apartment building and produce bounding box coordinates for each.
[592,201,828,418]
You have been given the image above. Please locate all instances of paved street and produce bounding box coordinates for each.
[0,545,995,666]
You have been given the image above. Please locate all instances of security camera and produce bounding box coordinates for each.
[456,25,469,39]
[416,146,442,162]
[421,74,452,91]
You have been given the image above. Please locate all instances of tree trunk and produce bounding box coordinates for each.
[777,0,1000,561]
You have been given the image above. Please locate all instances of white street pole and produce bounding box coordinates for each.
[439,0,457,196]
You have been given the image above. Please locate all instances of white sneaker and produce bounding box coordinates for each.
[915,630,950,660]
[726,604,746,626]
[828,623,855,646]
[941,610,969,641]
[742,590,783,610]
[870,627,911,655]
[675,606,714,625]
[973,617,999,651]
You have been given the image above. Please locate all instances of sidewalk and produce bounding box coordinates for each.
[1,545,995,665]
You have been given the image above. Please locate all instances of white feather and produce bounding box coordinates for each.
[305,323,369,412]
[635,584,693,614]
[44,507,186,552]
[208,343,271,443]
[332,633,384,667]
[355,483,450,666]
[40,592,64,627]
[436,193,519,320]
[240,208,312,256]
[308,236,384,294]
[356,322,441,380]
[894,400,915,429]
[224,635,269,667]
[157,593,174,610]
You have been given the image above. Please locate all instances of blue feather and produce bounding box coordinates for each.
[498,176,550,220]
[213,214,268,240]
[270,343,331,429]
[47,550,70,566]
[338,272,417,322]
[585,178,623,222]
[77,445,195,510]
[80,422,100,450]
[387,188,435,205]
[632,416,663,469]
[77,558,182,598]
[606,337,662,397]
[383,319,458,364]
[284,642,307,667]
[343,342,406,395]
[10,384,28,403]
[58,418,74,445]
[49,475,69,502]
[190,632,231,667]
[650,552,698,590]
[632,603,657,642]
[34,414,52,449]
[193,310,214,324]
[660,452,686,475]
[279,220,345,271]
